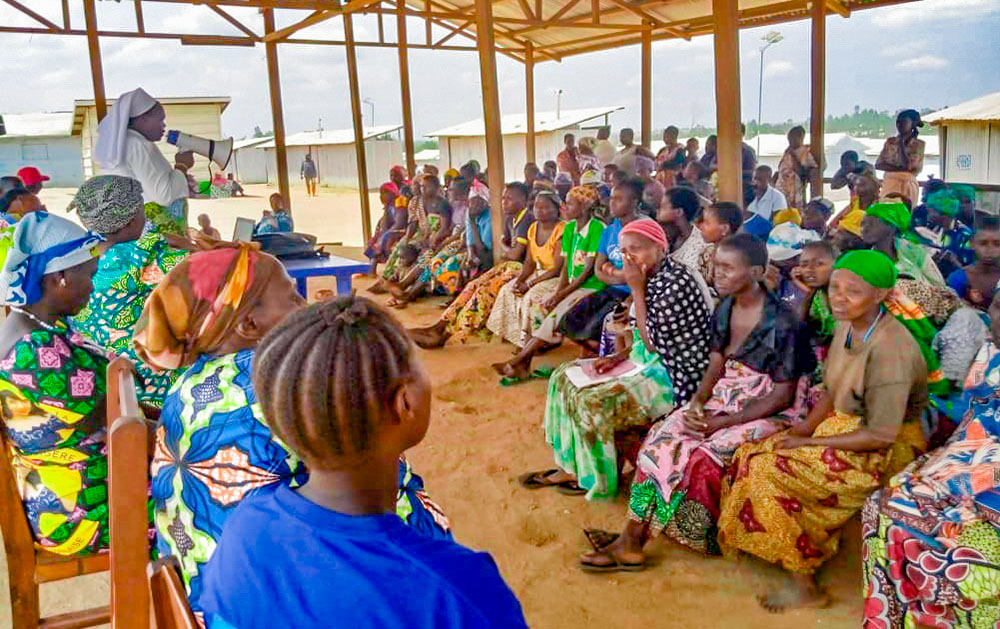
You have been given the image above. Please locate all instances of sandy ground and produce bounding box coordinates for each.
[1,184,865,628]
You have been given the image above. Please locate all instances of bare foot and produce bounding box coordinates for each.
[757,574,830,613]
[409,327,447,349]
[368,280,387,295]
[579,536,645,572]
[492,361,531,380]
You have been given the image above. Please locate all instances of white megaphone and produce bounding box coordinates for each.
[166,130,234,170]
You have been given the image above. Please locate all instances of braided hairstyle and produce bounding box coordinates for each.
[253,295,415,467]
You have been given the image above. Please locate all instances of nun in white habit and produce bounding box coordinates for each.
[95,88,194,236]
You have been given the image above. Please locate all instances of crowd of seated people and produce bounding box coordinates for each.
[361,115,1000,618]
[1,108,1000,628]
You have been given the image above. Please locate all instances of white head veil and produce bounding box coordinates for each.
[94,88,158,170]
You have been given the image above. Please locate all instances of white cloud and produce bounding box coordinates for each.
[764,60,795,78]
[879,41,925,58]
[871,0,999,27]
[895,55,949,70]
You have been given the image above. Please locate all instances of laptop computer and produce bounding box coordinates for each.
[233,217,256,242]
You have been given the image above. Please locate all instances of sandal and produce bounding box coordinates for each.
[583,528,621,553]
[499,367,555,387]
[557,481,588,496]
[579,548,645,574]
[517,469,564,489]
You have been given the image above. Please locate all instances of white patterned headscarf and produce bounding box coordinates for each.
[95,87,158,170]
[68,175,144,234]
[0,212,102,306]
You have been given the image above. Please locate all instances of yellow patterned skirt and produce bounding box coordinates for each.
[718,412,925,574]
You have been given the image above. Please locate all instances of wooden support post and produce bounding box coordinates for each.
[809,0,825,198]
[263,9,291,212]
[82,0,107,121]
[640,25,652,149]
[525,42,536,164]
[397,0,417,178]
[474,0,506,254]
[344,11,373,242]
[712,0,742,206]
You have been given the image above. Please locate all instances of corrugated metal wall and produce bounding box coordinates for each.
[0,136,84,186]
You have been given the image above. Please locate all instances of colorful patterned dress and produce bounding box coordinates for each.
[863,341,1000,629]
[718,315,928,574]
[72,233,187,406]
[152,349,451,612]
[629,293,815,553]
[144,199,189,237]
[545,257,712,500]
[0,325,109,556]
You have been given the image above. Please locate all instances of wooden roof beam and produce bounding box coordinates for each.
[826,0,850,17]
[514,0,536,21]
[433,18,473,45]
[262,0,383,42]
[421,0,557,60]
[2,0,62,31]
[204,2,260,39]
[604,0,689,39]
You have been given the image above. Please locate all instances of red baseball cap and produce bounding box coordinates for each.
[17,167,50,187]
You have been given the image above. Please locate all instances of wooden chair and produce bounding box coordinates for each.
[147,557,198,629]
[106,357,151,629]
[0,408,110,628]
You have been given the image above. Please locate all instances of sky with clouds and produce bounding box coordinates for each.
[1,0,998,140]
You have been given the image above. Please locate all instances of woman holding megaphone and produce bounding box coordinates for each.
[95,87,196,246]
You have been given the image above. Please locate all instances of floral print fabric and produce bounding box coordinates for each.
[862,341,1000,629]
[0,327,109,556]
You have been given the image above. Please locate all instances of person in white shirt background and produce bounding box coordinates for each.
[746,165,787,222]
[95,87,195,244]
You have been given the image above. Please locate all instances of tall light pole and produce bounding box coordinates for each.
[362,98,375,127]
[756,30,783,156]
[554,89,564,119]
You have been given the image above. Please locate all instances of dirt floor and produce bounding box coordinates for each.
[2,184,865,628]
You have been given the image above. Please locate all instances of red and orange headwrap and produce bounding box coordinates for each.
[567,185,599,209]
[133,244,284,370]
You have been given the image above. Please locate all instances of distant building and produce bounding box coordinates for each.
[231,136,273,184]
[0,112,81,186]
[74,96,231,182]
[257,125,403,190]
[924,92,1000,185]
[413,148,440,172]
[428,106,624,178]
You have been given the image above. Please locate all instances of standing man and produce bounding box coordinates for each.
[556,133,581,185]
[16,167,49,194]
[95,87,194,240]
[593,126,617,166]
[301,154,318,197]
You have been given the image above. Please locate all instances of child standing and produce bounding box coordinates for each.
[199,297,527,629]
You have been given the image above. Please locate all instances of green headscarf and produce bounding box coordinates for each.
[866,201,911,234]
[950,184,976,203]
[926,189,959,217]
[833,250,898,289]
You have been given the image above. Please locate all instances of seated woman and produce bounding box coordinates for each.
[409,182,533,347]
[790,240,837,378]
[198,297,526,629]
[384,176,452,306]
[364,182,404,275]
[136,246,451,612]
[0,212,105,555]
[580,234,814,570]
[425,178,474,297]
[717,250,928,611]
[491,186,606,381]
[557,179,642,356]
[68,175,188,407]
[487,189,565,346]
[863,292,1000,629]
[862,198,945,287]
[659,186,712,278]
[0,186,45,223]
[521,219,712,499]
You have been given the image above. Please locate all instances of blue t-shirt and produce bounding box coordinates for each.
[741,213,772,240]
[597,218,630,295]
[200,485,527,629]
[466,211,493,251]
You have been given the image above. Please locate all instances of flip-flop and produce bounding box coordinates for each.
[557,482,588,496]
[583,528,621,553]
[579,551,645,574]
[517,469,563,489]
[499,367,555,387]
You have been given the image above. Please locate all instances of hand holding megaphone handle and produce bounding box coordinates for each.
[175,151,195,171]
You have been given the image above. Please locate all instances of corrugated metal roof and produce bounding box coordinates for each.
[257,125,402,148]
[0,112,74,138]
[924,92,1000,125]
[233,136,273,150]
[427,106,624,138]
[414,149,441,161]
[74,96,231,113]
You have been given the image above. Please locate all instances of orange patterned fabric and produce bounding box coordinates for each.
[718,412,925,574]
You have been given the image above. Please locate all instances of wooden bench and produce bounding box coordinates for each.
[106,357,152,629]
[0,403,111,628]
[147,557,197,629]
